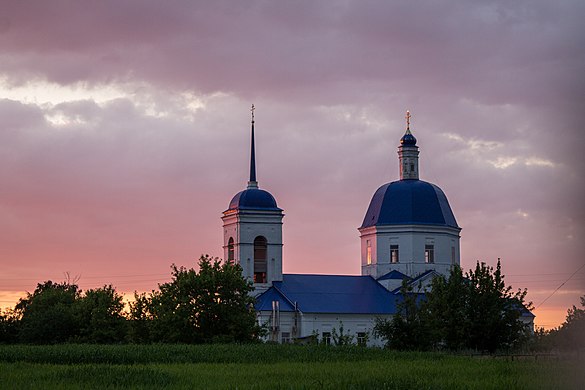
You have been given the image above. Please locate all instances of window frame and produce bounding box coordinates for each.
[424,244,434,264]
[390,244,399,263]
[322,331,332,345]
[357,332,367,346]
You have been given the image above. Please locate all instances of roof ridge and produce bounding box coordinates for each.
[272,283,300,312]
[284,273,371,277]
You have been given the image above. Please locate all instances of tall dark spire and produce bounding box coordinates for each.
[248,104,258,188]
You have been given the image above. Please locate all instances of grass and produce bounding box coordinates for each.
[0,344,582,389]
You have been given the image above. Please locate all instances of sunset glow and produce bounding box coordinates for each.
[1,1,583,330]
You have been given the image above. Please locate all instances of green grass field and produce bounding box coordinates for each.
[0,344,582,389]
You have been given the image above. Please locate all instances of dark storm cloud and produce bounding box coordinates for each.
[1,1,583,105]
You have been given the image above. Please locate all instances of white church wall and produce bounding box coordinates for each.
[222,210,283,285]
[258,311,392,347]
[521,314,535,334]
[222,213,239,264]
[304,313,392,347]
[361,224,460,279]
[257,311,298,343]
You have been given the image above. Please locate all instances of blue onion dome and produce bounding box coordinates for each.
[400,129,417,146]
[361,180,459,229]
[228,188,280,211]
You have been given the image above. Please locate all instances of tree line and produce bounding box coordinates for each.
[0,256,582,352]
[374,261,532,352]
[0,255,261,344]
[531,295,585,353]
[373,260,584,353]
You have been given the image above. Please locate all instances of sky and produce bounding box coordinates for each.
[0,0,583,329]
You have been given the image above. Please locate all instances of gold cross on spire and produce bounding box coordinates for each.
[405,110,411,130]
[251,104,255,123]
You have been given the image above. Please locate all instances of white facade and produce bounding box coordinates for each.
[256,309,390,347]
[222,207,283,293]
[360,224,461,279]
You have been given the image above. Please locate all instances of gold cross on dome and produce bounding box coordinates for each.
[251,104,255,122]
[405,110,411,129]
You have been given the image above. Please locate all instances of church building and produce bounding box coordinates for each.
[358,111,461,292]
[221,107,528,345]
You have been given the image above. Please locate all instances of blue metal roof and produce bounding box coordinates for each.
[377,270,410,281]
[228,188,280,211]
[255,274,398,314]
[409,269,439,284]
[511,300,536,318]
[360,179,459,229]
[255,287,296,312]
[389,270,439,294]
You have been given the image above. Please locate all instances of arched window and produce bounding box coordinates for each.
[227,237,234,263]
[253,236,267,283]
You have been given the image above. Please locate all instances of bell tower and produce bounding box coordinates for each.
[221,105,284,293]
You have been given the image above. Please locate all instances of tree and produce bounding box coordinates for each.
[549,295,585,351]
[75,285,127,343]
[464,260,531,351]
[15,281,80,344]
[374,260,532,352]
[0,308,20,344]
[137,255,261,343]
[423,266,469,350]
[14,280,128,344]
[331,321,355,346]
[374,280,432,350]
[192,255,260,343]
[127,292,153,343]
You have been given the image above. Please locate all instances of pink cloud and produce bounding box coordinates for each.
[0,1,583,328]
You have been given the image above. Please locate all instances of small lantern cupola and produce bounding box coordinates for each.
[398,110,420,180]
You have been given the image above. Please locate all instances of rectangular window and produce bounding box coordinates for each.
[451,246,456,264]
[322,332,331,345]
[366,240,372,265]
[425,245,434,263]
[390,245,399,263]
[281,332,291,344]
[357,332,367,346]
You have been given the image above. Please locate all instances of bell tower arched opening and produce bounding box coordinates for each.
[227,237,235,263]
[253,236,268,283]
